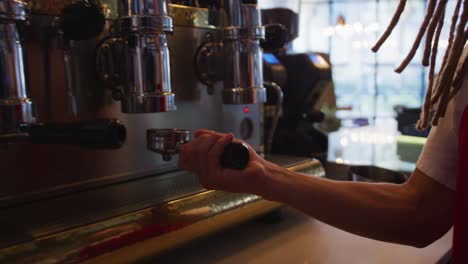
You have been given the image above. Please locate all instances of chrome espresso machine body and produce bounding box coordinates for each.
[0,1,324,262]
[0,0,265,201]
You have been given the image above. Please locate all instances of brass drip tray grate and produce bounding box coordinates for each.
[0,155,321,250]
[0,171,204,249]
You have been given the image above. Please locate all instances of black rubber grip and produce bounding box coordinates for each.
[28,119,126,149]
[220,142,250,170]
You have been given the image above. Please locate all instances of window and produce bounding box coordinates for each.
[263,0,455,119]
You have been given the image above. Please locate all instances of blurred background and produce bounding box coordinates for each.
[259,0,456,121]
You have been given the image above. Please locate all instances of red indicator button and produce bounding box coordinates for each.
[243,106,249,114]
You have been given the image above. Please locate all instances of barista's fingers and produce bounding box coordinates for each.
[202,134,233,189]
[193,134,219,154]
[180,135,214,173]
[207,133,234,170]
[194,129,226,138]
[178,143,193,171]
[189,134,219,174]
[194,130,215,138]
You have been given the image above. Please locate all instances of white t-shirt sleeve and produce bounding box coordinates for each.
[416,48,468,190]
[416,101,459,190]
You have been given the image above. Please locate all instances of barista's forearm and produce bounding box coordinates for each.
[260,163,436,247]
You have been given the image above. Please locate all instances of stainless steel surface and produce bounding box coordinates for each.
[125,0,168,17]
[0,170,203,248]
[147,128,190,161]
[263,81,283,154]
[0,0,27,20]
[221,1,266,105]
[0,5,225,200]
[222,103,263,153]
[221,0,242,27]
[0,0,34,134]
[0,156,323,264]
[196,0,267,105]
[118,32,176,113]
[97,0,176,113]
[0,3,276,261]
[62,37,90,116]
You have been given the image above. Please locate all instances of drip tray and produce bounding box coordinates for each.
[0,155,320,250]
[0,171,204,249]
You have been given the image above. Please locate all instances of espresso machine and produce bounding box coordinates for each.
[0,1,324,263]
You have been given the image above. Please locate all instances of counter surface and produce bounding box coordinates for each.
[149,207,452,264]
[328,119,418,173]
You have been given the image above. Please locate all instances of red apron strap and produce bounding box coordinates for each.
[453,106,468,263]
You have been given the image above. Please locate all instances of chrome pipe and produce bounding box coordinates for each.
[126,0,169,16]
[0,0,34,134]
[221,0,242,27]
[220,0,266,104]
[121,0,175,113]
[98,0,176,113]
[263,81,283,154]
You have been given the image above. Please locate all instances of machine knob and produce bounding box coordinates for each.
[220,142,250,170]
[261,24,289,52]
[302,111,325,123]
[171,0,196,5]
[242,0,258,4]
[60,1,105,41]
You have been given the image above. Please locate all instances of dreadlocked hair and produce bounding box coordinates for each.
[372,0,468,130]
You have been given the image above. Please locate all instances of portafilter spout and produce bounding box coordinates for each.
[147,129,250,170]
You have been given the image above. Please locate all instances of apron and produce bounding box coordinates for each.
[453,106,468,263]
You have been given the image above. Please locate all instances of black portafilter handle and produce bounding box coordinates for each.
[28,119,126,149]
[220,142,250,170]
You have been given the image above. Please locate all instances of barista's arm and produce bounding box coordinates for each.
[263,164,454,248]
[179,130,454,248]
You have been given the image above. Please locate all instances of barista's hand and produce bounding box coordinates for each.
[179,129,272,196]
